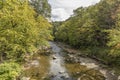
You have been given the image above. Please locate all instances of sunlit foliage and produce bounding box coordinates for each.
[0,62,21,80]
[55,0,120,66]
[0,0,52,61]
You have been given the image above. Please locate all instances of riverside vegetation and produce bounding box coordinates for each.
[0,0,120,80]
[0,0,52,79]
[54,0,120,73]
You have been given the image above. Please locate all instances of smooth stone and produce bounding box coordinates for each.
[31,60,39,66]
[118,76,120,80]
[59,71,65,74]
[21,77,30,80]
[76,72,80,74]
[53,55,57,59]
[80,62,86,65]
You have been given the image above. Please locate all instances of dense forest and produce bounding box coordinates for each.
[54,0,120,68]
[0,0,120,80]
[0,0,52,79]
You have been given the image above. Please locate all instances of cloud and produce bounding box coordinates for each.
[51,8,70,21]
[48,0,100,21]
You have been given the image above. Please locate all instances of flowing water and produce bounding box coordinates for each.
[49,42,73,80]
[22,41,119,80]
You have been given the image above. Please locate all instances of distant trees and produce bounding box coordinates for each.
[55,0,120,65]
[56,0,119,47]
[30,0,51,18]
[52,21,63,40]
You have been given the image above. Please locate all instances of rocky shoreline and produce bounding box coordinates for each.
[19,41,120,80]
[56,42,120,80]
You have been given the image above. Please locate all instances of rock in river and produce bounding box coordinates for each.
[52,55,57,60]
[21,77,30,80]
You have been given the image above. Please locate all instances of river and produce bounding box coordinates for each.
[49,42,73,80]
[22,41,120,80]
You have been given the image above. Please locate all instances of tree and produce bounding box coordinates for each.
[30,0,51,18]
[55,0,118,47]
[55,0,120,66]
[0,0,52,61]
[108,8,120,56]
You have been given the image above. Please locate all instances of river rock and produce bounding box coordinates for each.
[31,60,39,67]
[80,62,86,65]
[86,63,99,69]
[60,74,69,79]
[118,76,120,80]
[68,54,74,58]
[59,71,65,74]
[21,77,30,80]
[76,72,80,74]
[61,76,65,79]
[64,74,69,78]
[49,72,56,78]
[53,55,57,59]
[77,78,80,80]
[36,57,41,60]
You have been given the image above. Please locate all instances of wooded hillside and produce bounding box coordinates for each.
[55,0,120,67]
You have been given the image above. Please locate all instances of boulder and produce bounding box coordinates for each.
[53,55,57,60]
[59,71,65,74]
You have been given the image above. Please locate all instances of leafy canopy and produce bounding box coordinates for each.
[0,0,52,60]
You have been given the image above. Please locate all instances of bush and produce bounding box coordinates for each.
[0,62,21,80]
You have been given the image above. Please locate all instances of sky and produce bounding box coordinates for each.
[48,0,100,21]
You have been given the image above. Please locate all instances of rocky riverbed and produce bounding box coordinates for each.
[20,41,120,80]
[57,42,120,80]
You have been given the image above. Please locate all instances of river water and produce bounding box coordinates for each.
[22,41,119,80]
[49,42,73,80]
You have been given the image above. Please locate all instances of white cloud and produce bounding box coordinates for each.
[51,8,70,21]
[48,0,100,21]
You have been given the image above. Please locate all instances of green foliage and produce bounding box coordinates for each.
[0,0,52,61]
[0,62,21,80]
[55,0,120,66]
[55,0,119,47]
[52,21,62,40]
[56,4,109,47]
[30,0,51,18]
[108,10,120,56]
[36,15,53,46]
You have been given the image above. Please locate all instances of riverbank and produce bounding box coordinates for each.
[18,41,120,80]
[49,42,107,80]
[56,41,120,80]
